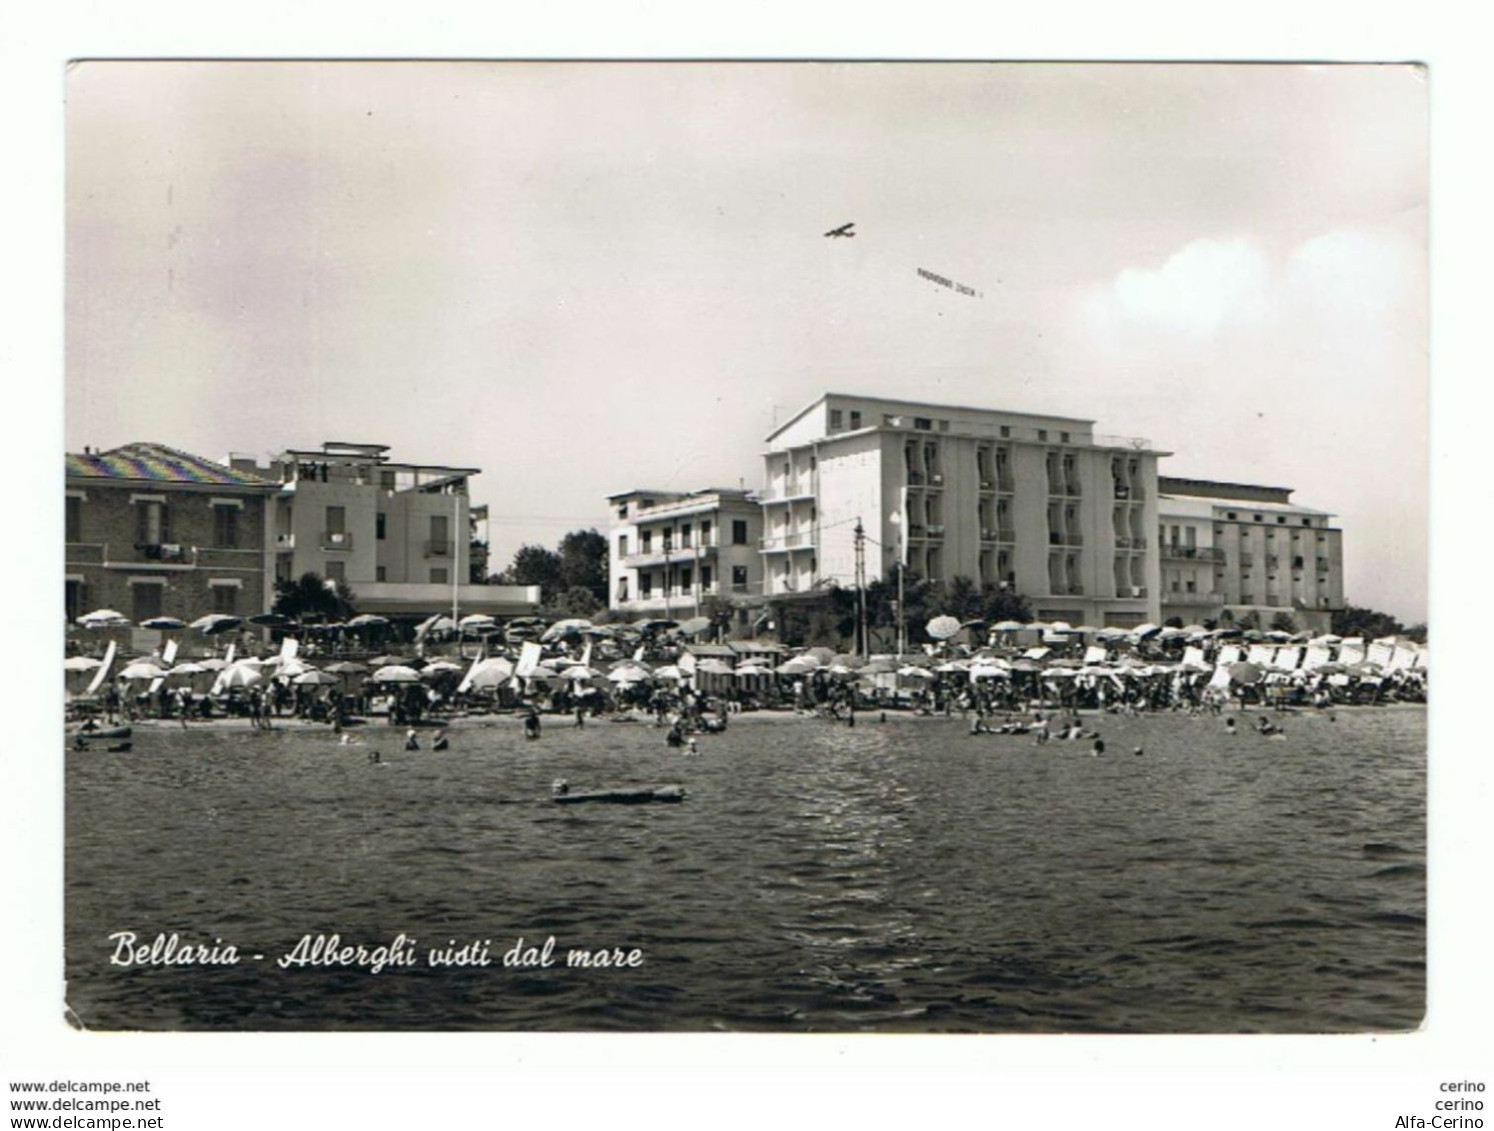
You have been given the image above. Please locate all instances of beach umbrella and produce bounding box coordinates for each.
[293,670,342,686]
[968,663,1008,679]
[1009,658,1042,673]
[140,616,187,630]
[803,647,837,666]
[734,664,772,678]
[925,615,962,641]
[458,614,496,630]
[248,612,294,628]
[581,625,616,638]
[607,665,650,684]
[191,613,242,635]
[217,663,264,689]
[1227,661,1264,685]
[348,614,390,629]
[1182,624,1209,636]
[168,662,208,676]
[1047,621,1074,634]
[694,659,734,676]
[465,661,516,690]
[897,665,935,680]
[373,665,422,683]
[1131,623,1161,639]
[775,658,814,675]
[119,661,169,681]
[195,657,229,671]
[677,616,713,637]
[858,657,899,675]
[420,660,465,678]
[562,665,602,681]
[992,620,1026,632]
[652,664,686,681]
[324,661,369,675]
[542,619,594,642]
[77,609,131,628]
[935,660,969,673]
[63,656,103,672]
[830,654,867,669]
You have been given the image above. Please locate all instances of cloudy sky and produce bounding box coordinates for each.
[66,61,1427,621]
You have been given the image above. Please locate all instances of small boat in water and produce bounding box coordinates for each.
[551,779,685,805]
[69,725,133,740]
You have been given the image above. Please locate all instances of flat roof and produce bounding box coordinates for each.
[766,391,1095,444]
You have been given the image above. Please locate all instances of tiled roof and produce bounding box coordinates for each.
[65,442,276,488]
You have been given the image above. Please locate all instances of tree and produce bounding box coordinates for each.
[1269,612,1298,634]
[557,529,609,602]
[1163,616,1185,629]
[977,583,1032,625]
[1331,604,1406,640]
[545,585,601,619]
[498,544,563,600]
[272,572,357,622]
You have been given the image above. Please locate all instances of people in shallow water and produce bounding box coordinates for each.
[666,721,685,748]
[1225,717,1237,735]
[684,737,699,757]
[1092,739,1106,756]
[405,728,420,751]
[432,730,449,751]
[524,709,542,740]
[1256,716,1283,736]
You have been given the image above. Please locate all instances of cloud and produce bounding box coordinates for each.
[1110,237,1270,336]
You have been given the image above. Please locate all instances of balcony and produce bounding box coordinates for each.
[906,471,926,486]
[1238,552,1254,566]
[926,524,946,538]
[424,539,454,558]
[1048,530,1084,547]
[980,527,1016,544]
[1113,483,1131,500]
[1162,545,1225,562]
[978,480,995,493]
[1163,591,1224,606]
[276,533,296,551]
[927,472,944,488]
[762,479,815,503]
[321,530,355,551]
[759,531,814,553]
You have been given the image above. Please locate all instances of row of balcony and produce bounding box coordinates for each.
[64,542,261,568]
[1161,545,1227,562]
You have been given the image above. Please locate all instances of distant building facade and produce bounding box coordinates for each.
[230,442,539,620]
[606,489,764,620]
[1156,477,1344,632]
[758,393,1165,627]
[65,443,279,624]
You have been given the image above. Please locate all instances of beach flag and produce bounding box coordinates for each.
[86,641,116,696]
[515,640,543,677]
[148,639,179,694]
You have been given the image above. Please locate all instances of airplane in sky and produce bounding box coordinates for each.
[823,222,855,238]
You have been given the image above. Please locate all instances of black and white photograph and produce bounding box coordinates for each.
[56,59,1430,1037]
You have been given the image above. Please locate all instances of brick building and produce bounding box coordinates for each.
[65,443,279,625]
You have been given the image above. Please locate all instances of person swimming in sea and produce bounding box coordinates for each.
[684,737,700,757]
[1092,739,1106,756]
[432,730,449,752]
[404,728,420,751]
[524,709,542,740]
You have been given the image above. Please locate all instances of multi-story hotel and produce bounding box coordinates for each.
[757,393,1165,627]
[229,442,539,621]
[1157,477,1344,632]
[606,488,764,619]
[65,442,280,624]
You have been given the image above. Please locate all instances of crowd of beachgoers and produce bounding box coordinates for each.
[63,607,1426,745]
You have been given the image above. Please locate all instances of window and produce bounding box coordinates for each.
[641,530,652,552]
[376,512,387,540]
[1253,514,1263,523]
[914,417,932,431]
[938,419,950,432]
[1277,516,1286,524]
[617,577,629,601]
[640,572,652,598]
[618,503,629,519]
[1226,511,1237,520]
[380,470,396,489]
[830,409,844,430]
[1037,429,1048,441]
[326,560,346,583]
[1303,518,1312,526]
[430,514,449,553]
[376,566,387,582]
[65,579,84,622]
[679,566,692,591]
[212,585,237,615]
[849,411,862,429]
[700,521,711,545]
[732,520,748,545]
[326,505,346,534]
[131,583,163,622]
[1060,431,1070,443]
[618,534,629,557]
[66,497,82,542]
[732,565,748,592]
[1000,425,1010,438]
[135,500,169,545]
[681,523,692,548]
[701,566,712,590]
[213,504,239,548]
[430,567,449,584]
